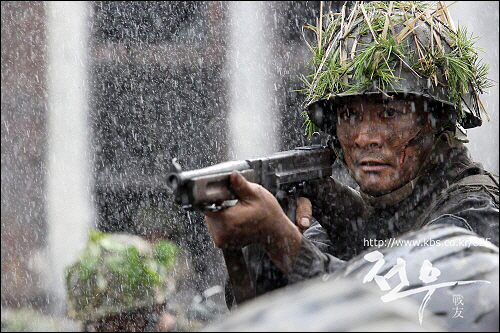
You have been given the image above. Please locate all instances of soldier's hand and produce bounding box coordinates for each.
[203,170,293,249]
[203,170,303,276]
[296,197,312,232]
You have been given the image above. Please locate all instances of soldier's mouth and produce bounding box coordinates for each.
[358,160,390,172]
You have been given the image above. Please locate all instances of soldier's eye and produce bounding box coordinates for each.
[381,108,399,118]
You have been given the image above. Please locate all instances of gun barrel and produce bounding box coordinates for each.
[167,160,252,210]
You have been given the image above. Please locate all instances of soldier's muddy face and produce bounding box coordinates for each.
[336,96,436,196]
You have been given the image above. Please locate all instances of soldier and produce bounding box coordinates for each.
[202,0,498,302]
[65,230,192,332]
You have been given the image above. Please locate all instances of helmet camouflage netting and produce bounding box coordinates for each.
[65,230,180,321]
[301,1,493,138]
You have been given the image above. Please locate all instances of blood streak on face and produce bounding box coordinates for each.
[399,128,424,169]
[336,96,437,196]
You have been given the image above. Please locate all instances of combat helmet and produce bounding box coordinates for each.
[301,1,493,140]
[65,230,179,321]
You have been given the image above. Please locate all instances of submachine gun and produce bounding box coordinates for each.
[167,133,336,306]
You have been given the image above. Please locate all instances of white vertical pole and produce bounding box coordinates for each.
[46,1,92,314]
[228,1,278,159]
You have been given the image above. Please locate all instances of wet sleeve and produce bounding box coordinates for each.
[302,217,336,254]
[287,234,346,285]
[242,218,346,295]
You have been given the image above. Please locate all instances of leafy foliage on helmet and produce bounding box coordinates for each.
[65,229,179,320]
[300,1,493,138]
